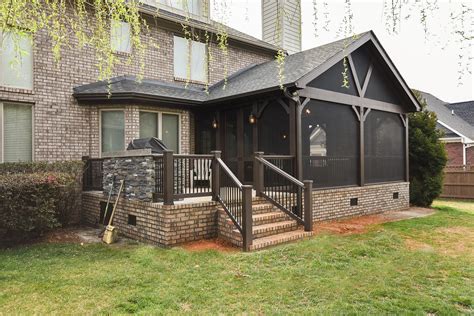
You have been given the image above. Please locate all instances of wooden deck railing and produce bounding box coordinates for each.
[254,152,313,232]
[82,156,104,191]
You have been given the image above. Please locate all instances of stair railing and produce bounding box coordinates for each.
[254,152,313,232]
[211,151,253,251]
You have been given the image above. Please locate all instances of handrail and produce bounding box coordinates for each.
[217,157,243,190]
[262,155,295,159]
[255,156,304,187]
[254,152,313,232]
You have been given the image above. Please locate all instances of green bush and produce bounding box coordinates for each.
[409,90,447,207]
[0,161,84,245]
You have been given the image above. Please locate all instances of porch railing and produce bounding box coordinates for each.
[212,151,253,251]
[82,156,104,191]
[154,151,214,204]
[263,155,295,175]
[254,152,313,232]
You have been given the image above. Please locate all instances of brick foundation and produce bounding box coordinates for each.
[312,182,409,222]
[82,192,219,246]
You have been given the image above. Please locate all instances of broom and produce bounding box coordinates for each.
[102,179,124,244]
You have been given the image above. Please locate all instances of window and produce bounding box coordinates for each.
[111,21,131,53]
[159,0,202,16]
[139,111,180,153]
[0,102,33,162]
[0,31,33,90]
[173,36,207,82]
[101,110,125,154]
[302,100,359,188]
[364,110,405,183]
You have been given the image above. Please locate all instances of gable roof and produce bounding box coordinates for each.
[74,30,420,112]
[445,100,474,126]
[419,91,474,140]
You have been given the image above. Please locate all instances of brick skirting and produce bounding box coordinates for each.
[82,182,409,247]
[82,192,219,246]
[312,182,409,222]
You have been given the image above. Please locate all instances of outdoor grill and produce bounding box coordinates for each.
[127,137,168,153]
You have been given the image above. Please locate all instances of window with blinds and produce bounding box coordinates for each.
[0,31,33,90]
[110,20,131,53]
[101,110,125,154]
[139,111,180,153]
[173,36,207,82]
[1,103,33,162]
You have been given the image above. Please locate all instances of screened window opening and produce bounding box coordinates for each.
[101,111,125,154]
[173,36,207,83]
[0,31,33,90]
[195,112,216,154]
[139,111,180,153]
[364,110,405,183]
[302,100,359,188]
[111,20,131,53]
[1,103,33,162]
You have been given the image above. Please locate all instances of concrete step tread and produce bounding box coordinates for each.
[217,203,275,213]
[252,212,288,221]
[250,230,313,251]
[252,220,298,233]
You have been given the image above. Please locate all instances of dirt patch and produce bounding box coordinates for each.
[433,226,474,257]
[43,228,83,243]
[404,238,435,252]
[314,207,435,236]
[180,238,239,253]
[314,214,386,235]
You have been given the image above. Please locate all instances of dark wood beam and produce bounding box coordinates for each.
[404,114,409,182]
[347,54,362,96]
[298,87,407,114]
[361,64,373,97]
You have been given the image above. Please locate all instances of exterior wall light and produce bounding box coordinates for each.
[305,108,311,114]
[282,133,287,139]
[212,118,218,129]
[248,113,256,124]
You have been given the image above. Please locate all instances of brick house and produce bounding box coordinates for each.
[420,92,474,166]
[1,0,421,250]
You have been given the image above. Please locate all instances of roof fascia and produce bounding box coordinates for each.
[437,119,473,143]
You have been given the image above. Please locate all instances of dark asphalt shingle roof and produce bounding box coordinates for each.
[419,91,474,140]
[74,33,366,103]
[445,101,474,127]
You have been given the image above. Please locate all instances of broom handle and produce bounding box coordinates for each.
[107,180,124,227]
[102,176,115,225]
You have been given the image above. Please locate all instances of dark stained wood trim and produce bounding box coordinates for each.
[399,113,408,127]
[361,64,373,97]
[360,107,365,186]
[352,105,361,121]
[295,32,373,88]
[347,54,362,96]
[298,87,407,114]
[405,115,409,182]
[276,98,290,114]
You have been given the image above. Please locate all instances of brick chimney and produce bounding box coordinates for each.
[262,0,301,54]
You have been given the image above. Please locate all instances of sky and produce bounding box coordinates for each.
[211,0,474,103]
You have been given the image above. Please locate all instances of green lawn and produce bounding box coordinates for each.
[1,203,473,315]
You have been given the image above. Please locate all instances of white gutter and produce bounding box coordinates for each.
[437,120,474,165]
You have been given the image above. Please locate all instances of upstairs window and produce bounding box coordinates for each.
[0,102,33,162]
[159,0,202,16]
[173,36,207,83]
[111,21,131,53]
[0,31,33,90]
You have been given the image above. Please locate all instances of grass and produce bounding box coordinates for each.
[1,203,473,314]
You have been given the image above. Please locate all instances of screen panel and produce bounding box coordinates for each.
[258,101,290,155]
[307,60,358,96]
[364,110,405,183]
[301,100,359,188]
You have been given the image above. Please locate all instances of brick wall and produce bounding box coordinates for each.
[445,142,463,165]
[0,4,274,161]
[312,182,409,221]
[82,191,219,246]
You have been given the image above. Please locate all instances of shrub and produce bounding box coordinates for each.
[409,90,447,207]
[0,172,76,244]
[0,161,84,245]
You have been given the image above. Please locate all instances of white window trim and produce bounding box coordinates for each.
[0,31,34,91]
[0,102,34,163]
[99,109,126,158]
[139,109,182,154]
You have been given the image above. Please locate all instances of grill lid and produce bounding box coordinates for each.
[127,137,168,153]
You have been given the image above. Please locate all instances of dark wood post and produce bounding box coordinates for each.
[242,184,253,251]
[163,150,174,205]
[254,151,264,196]
[405,115,409,182]
[211,150,221,201]
[303,180,313,232]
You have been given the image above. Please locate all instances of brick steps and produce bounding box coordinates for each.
[250,230,313,251]
[217,200,311,251]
